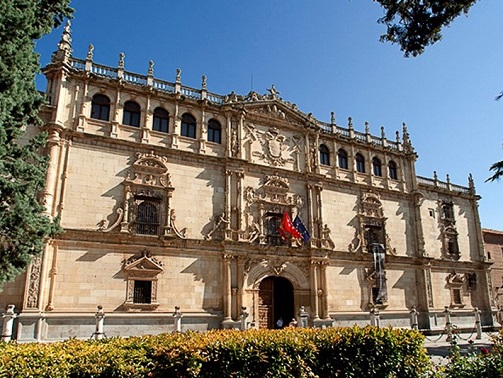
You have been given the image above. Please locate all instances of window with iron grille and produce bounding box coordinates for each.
[133,280,152,304]
[135,199,160,235]
[266,213,283,246]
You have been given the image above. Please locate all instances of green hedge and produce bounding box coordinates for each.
[0,326,431,377]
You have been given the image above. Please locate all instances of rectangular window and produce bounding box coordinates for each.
[452,289,462,305]
[133,280,152,304]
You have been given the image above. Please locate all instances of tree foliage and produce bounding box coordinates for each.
[374,0,479,57]
[0,0,73,286]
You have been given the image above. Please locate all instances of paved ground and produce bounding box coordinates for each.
[424,330,496,364]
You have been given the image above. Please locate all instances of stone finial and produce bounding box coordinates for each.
[59,20,72,47]
[202,74,207,90]
[118,53,125,70]
[365,121,370,134]
[53,19,72,62]
[446,174,450,184]
[468,173,475,192]
[348,117,353,130]
[330,112,335,125]
[381,126,386,139]
[86,44,94,61]
[402,122,410,144]
[148,60,154,76]
[267,84,280,99]
[433,171,438,183]
[176,68,182,83]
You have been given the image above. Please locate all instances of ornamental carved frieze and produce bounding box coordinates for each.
[245,125,295,167]
[242,174,304,244]
[350,190,396,255]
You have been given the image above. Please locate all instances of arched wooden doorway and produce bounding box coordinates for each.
[258,276,294,329]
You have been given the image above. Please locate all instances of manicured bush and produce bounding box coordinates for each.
[0,326,432,378]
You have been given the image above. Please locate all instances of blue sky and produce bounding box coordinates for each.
[35,0,503,230]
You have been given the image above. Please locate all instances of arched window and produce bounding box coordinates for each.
[90,94,110,121]
[337,148,348,169]
[207,119,222,143]
[123,101,141,127]
[152,107,169,133]
[388,160,398,180]
[355,153,365,173]
[372,157,382,176]
[181,113,196,138]
[319,144,330,166]
[135,200,160,235]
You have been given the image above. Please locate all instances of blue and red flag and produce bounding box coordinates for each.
[279,212,301,240]
[293,215,310,244]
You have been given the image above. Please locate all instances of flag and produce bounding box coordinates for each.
[293,215,310,244]
[279,211,301,240]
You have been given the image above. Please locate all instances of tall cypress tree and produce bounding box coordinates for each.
[0,0,73,286]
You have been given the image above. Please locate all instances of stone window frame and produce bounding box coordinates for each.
[123,252,163,311]
[355,153,365,173]
[446,272,466,309]
[90,94,110,121]
[181,112,197,138]
[123,100,141,127]
[207,118,222,144]
[337,148,348,169]
[152,106,169,133]
[388,160,398,180]
[319,144,330,166]
[372,157,382,177]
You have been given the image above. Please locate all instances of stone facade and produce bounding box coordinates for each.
[0,23,496,341]
[483,228,503,310]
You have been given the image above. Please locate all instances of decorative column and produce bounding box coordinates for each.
[225,170,232,237]
[222,255,233,323]
[320,261,329,319]
[141,93,151,144]
[42,127,62,217]
[236,170,244,233]
[238,111,245,160]
[310,261,320,321]
[45,243,59,311]
[236,257,245,314]
[199,106,206,154]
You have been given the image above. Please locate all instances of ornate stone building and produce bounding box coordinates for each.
[482,229,503,309]
[0,24,495,341]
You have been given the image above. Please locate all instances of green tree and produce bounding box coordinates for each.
[0,0,73,286]
[374,0,479,57]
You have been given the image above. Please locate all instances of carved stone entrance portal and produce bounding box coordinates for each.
[258,276,294,329]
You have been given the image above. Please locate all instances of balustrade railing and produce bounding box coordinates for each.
[124,71,147,85]
[152,79,175,93]
[91,63,118,79]
[417,176,470,194]
[180,86,201,100]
